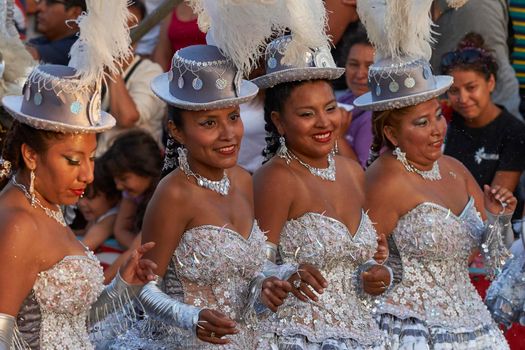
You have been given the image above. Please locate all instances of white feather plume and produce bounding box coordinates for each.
[0,0,35,100]
[278,0,330,67]
[68,0,133,89]
[188,0,330,75]
[357,0,434,61]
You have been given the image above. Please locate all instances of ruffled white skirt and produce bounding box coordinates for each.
[377,313,509,350]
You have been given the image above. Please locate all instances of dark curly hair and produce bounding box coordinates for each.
[0,120,65,189]
[105,129,162,231]
[440,32,499,81]
[161,106,185,178]
[262,80,317,161]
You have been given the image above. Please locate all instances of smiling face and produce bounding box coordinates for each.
[447,69,496,123]
[170,106,244,178]
[272,80,341,166]
[384,98,446,168]
[25,133,97,206]
[113,172,152,198]
[345,43,374,97]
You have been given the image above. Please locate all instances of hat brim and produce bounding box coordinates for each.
[2,95,116,133]
[251,67,345,89]
[151,73,259,111]
[353,76,453,111]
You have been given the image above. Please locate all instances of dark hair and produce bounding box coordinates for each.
[65,0,87,11]
[84,154,120,201]
[105,130,162,231]
[367,107,410,166]
[440,32,498,80]
[262,80,310,161]
[128,0,146,21]
[342,24,371,65]
[0,121,64,189]
[161,106,185,178]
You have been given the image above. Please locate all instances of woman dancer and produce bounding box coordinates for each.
[253,35,390,350]
[355,0,512,348]
[110,44,300,350]
[0,1,156,348]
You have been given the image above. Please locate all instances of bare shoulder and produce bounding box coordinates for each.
[152,170,192,204]
[365,155,405,193]
[0,207,40,256]
[441,155,470,178]
[336,155,365,183]
[253,158,298,203]
[228,165,252,190]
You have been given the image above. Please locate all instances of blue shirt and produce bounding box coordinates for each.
[28,34,78,65]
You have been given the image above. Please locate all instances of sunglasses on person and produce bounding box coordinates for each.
[440,48,485,70]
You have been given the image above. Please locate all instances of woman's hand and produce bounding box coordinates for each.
[119,242,158,285]
[362,264,391,296]
[260,276,293,312]
[196,309,238,344]
[373,233,389,264]
[288,263,328,302]
[483,185,517,216]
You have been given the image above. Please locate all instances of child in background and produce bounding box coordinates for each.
[77,154,121,251]
[105,129,162,250]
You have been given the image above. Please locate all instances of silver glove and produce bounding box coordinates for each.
[0,313,15,350]
[89,272,142,326]
[139,276,201,332]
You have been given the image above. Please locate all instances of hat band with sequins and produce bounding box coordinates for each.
[2,64,115,132]
[168,45,242,104]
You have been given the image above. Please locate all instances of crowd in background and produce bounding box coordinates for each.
[2,0,525,348]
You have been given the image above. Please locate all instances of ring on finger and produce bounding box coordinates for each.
[293,279,302,289]
[210,331,216,338]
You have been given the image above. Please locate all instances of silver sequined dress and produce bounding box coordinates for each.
[111,222,267,349]
[378,197,509,349]
[257,212,386,349]
[16,251,105,349]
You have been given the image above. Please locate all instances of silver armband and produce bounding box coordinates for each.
[265,242,278,263]
[139,276,201,331]
[89,272,142,324]
[0,313,15,350]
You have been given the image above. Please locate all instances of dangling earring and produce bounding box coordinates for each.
[177,146,189,170]
[276,135,291,163]
[162,138,177,172]
[29,169,36,207]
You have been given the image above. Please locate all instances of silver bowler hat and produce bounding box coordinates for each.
[151,45,259,111]
[353,58,453,111]
[251,35,345,89]
[2,64,115,133]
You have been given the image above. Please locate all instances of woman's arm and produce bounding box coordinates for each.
[82,214,117,251]
[113,197,139,249]
[152,15,173,72]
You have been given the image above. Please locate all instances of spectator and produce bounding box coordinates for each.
[430,0,522,119]
[134,0,163,58]
[96,0,166,156]
[105,130,162,250]
[442,32,525,193]
[152,1,205,71]
[337,26,374,168]
[25,0,85,65]
[77,155,120,252]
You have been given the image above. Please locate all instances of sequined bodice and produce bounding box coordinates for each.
[169,222,266,322]
[262,212,383,345]
[19,251,105,349]
[381,197,493,330]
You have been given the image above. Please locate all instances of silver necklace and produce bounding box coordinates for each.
[177,147,230,196]
[278,142,336,181]
[11,175,67,226]
[393,147,441,181]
